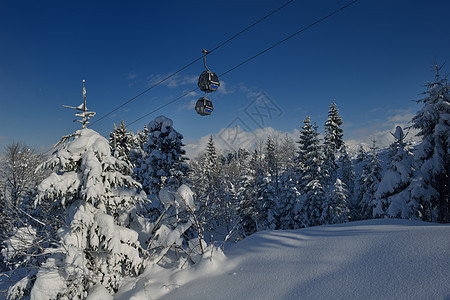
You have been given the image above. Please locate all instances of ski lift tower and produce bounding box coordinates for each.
[63,80,96,129]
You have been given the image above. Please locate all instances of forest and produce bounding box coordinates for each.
[0,66,448,299]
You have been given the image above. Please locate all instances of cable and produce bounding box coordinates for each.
[127,87,199,127]
[125,0,359,127]
[88,0,294,127]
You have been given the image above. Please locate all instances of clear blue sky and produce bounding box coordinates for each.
[1,0,449,154]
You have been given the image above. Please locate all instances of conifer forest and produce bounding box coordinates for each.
[0,66,448,299]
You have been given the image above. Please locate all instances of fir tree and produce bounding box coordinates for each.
[297,117,326,226]
[375,126,414,219]
[27,128,145,298]
[239,149,262,236]
[410,65,450,223]
[109,120,135,175]
[338,145,356,219]
[326,179,350,224]
[357,140,383,219]
[133,116,189,196]
[323,100,344,185]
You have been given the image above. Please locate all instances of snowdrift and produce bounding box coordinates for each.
[120,219,449,300]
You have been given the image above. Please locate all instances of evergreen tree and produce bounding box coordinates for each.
[375,126,415,219]
[357,140,383,219]
[297,117,326,226]
[109,120,135,173]
[410,65,450,223]
[323,100,344,185]
[133,116,189,196]
[279,133,296,172]
[239,149,262,236]
[13,128,147,298]
[338,145,356,219]
[326,179,350,224]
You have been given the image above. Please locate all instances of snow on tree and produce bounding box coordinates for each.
[324,179,350,224]
[147,184,206,267]
[410,64,450,223]
[323,100,344,185]
[338,144,355,196]
[0,142,46,209]
[337,145,356,219]
[133,116,189,196]
[8,84,149,298]
[20,128,147,298]
[278,133,296,172]
[0,143,48,273]
[109,120,136,174]
[297,117,327,226]
[375,126,415,219]
[357,140,383,220]
[238,149,262,236]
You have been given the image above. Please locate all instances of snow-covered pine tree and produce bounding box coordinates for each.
[357,140,383,220]
[12,127,147,299]
[133,116,189,196]
[326,178,350,224]
[297,116,326,226]
[8,83,148,299]
[410,64,450,223]
[323,100,344,185]
[109,120,136,175]
[238,149,262,236]
[337,145,356,219]
[338,144,355,196]
[278,133,296,173]
[190,136,227,236]
[375,126,415,219]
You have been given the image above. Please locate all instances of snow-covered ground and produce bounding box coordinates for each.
[115,219,449,300]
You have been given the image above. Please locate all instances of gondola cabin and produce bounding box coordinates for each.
[198,70,220,93]
[195,97,213,116]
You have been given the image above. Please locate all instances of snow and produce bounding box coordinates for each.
[116,219,449,300]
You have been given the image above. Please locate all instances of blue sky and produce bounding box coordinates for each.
[1,0,449,156]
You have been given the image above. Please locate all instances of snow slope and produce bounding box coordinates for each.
[119,219,449,300]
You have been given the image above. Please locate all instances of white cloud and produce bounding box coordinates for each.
[127,73,137,80]
[184,126,300,159]
[185,108,422,159]
[345,108,421,154]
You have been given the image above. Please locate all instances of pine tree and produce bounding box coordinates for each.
[297,117,326,226]
[133,116,189,196]
[357,140,383,219]
[323,100,344,185]
[25,128,146,298]
[375,126,414,219]
[410,65,450,223]
[326,179,350,224]
[109,120,135,174]
[338,145,356,219]
[239,149,262,236]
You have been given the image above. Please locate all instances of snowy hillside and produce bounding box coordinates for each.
[116,219,449,300]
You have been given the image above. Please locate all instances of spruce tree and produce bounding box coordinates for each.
[109,120,135,175]
[133,116,189,196]
[357,140,383,219]
[297,117,326,226]
[410,65,450,223]
[323,100,344,185]
[375,126,414,219]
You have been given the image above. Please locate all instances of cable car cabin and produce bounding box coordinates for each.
[198,70,220,93]
[195,97,213,116]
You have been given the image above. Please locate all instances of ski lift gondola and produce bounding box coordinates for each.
[195,97,213,116]
[198,71,220,93]
[197,50,220,93]
[195,49,219,116]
